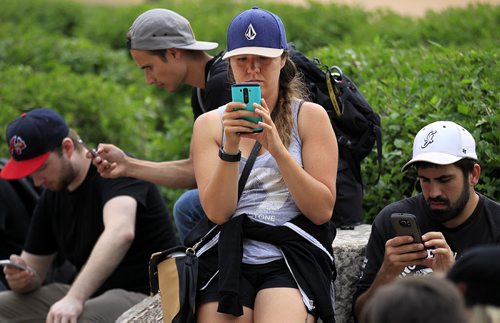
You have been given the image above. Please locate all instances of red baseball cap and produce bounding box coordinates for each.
[0,108,69,180]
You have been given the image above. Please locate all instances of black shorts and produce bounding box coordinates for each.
[197,259,298,309]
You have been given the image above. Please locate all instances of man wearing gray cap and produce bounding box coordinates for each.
[92,8,231,242]
[126,8,229,115]
[352,120,500,318]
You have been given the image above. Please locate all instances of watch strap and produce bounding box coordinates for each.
[219,146,241,162]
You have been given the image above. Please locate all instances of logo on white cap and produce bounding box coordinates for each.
[245,24,256,40]
[421,130,436,149]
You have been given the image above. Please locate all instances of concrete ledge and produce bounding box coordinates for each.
[332,224,371,323]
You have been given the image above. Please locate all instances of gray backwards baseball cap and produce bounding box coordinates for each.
[128,8,218,51]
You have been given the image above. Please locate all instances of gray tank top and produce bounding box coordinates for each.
[218,99,303,264]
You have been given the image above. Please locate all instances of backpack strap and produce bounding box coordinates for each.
[373,124,382,183]
[329,68,383,184]
[196,53,224,114]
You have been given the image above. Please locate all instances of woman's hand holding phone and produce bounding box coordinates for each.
[231,82,263,133]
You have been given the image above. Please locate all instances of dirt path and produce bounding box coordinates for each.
[77,0,499,17]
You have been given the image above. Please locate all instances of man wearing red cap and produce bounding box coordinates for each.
[0,108,177,322]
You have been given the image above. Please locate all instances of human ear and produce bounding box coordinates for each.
[168,48,181,59]
[61,137,75,157]
[469,163,481,186]
[280,55,287,68]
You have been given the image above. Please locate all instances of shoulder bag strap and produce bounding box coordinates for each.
[238,105,281,199]
[237,141,261,200]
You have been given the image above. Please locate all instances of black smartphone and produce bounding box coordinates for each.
[231,82,263,133]
[390,213,423,243]
[78,138,98,158]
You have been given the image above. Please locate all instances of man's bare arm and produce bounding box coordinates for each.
[65,195,136,301]
[91,143,196,189]
[125,157,195,188]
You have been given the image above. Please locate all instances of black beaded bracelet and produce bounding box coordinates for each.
[218,146,241,162]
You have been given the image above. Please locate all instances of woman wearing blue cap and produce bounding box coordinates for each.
[191,7,338,323]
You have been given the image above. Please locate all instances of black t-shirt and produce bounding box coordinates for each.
[24,165,177,295]
[190,51,232,119]
[353,193,500,302]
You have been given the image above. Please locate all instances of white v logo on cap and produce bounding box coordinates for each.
[245,24,256,40]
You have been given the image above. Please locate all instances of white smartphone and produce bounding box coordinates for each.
[0,259,30,271]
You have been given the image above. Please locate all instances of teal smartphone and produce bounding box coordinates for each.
[231,82,263,133]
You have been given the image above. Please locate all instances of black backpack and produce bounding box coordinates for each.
[289,45,382,227]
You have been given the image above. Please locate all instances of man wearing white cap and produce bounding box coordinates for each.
[353,120,500,318]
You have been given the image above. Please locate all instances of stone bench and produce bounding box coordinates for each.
[117,224,372,323]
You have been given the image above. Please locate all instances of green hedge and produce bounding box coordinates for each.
[0,0,498,220]
[312,44,498,222]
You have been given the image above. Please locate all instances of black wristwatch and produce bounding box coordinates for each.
[218,146,241,162]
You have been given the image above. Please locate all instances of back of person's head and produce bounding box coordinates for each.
[401,120,477,172]
[0,108,69,180]
[361,275,467,323]
[447,245,500,307]
[127,8,218,52]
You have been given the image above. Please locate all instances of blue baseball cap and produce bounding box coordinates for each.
[223,7,288,59]
[0,108,69,180]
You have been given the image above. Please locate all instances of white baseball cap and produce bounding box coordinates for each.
[401,121,477,172]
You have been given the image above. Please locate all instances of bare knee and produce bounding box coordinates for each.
[197,301,253,323]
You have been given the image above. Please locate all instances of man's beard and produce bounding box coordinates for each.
[51,158,77,191]
[425,178,470,223]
